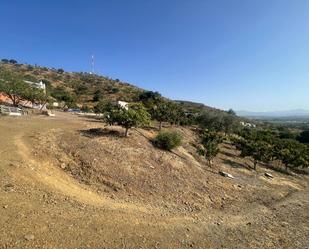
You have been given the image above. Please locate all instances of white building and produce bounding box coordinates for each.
[24,80,46,93]
[117,101,129,110]
[240,121,256,128]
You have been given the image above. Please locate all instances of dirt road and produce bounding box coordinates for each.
[0,113,308,249]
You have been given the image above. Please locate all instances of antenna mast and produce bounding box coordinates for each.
[90,54,95,74]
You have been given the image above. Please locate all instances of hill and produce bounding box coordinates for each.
[1,60,309,249]
[0,61,230,118]
[0,62,143,107]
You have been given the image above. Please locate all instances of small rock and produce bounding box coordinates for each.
[3,205,8,209]
[265,173,273,178]
[281,222,289,227]
[219,171,234,179]
[194,205,202,211]
[9,163,18,167]
[189,242,195,248]
[24,234,35,241]
[246,222,252,226]
[4,183,14,192]
[60,163,66,169]
[233,184,242,189]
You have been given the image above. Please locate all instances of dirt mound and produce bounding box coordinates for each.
[32,121,305,213]
[34,125,223,211]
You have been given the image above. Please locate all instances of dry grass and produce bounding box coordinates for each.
[1,113,308,249]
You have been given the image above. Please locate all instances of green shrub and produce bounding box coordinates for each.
[297,130,309,144]
[111,87,119,93]
[154,131,182,150]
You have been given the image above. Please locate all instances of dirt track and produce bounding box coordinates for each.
[0,112,308,249]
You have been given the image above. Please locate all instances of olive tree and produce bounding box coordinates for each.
[151,100,173,130]
[138,91,162,108]
[105,103,151,137]
[198,130,223,166]
[0,69,34,106]
[94,100,113,114]
[233,138,272,170]
[297,130,309,144]
[273,139,309,171]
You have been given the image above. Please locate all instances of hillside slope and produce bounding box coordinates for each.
[0,112,308,248]
[0,62,144,106]
[0,62,230,117]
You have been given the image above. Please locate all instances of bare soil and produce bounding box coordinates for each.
[0,112,308,249]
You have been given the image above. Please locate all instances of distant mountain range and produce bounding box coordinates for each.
[237,109,309,118]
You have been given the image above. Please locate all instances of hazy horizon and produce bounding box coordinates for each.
[1,0,308,112]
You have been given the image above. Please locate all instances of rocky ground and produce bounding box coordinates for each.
[0,112,308,249]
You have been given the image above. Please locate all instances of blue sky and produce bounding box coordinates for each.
[0,0,308,111]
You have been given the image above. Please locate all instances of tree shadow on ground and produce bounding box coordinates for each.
[262,162,289,175]
[261,162,309,176]
[169,150,187,160]
[256,161,308,176]
[220,150,239,159]
[79,128,123,138]
[141,125,159,131]
[78,116,103,123]
[133,128,153,140]
[202,166,218,176]
[83,119,103,123]
[222,158,252,171]
[291,167,309,175]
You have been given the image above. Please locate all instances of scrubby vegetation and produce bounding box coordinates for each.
[0,60,143,108]
[232,129,309,171]
[297,130,309,144]
[0,69,49,107]
[154,131,182,150]
[103,102,150,136]
[1,59,308,173]
[198,130,223,166]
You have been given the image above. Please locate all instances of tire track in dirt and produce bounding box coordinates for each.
[13,134,155,214]
[2,114,309,248]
